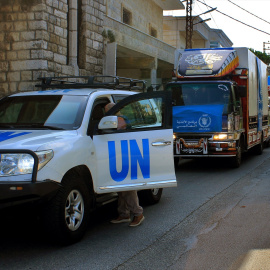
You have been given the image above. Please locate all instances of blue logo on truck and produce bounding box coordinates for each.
[108,139,150,182]
[173,105,224,132]
[0,131,31,142]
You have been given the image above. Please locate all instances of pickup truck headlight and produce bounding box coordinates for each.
[0,150,53,176]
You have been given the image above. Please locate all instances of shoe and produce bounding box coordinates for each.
[110,216,131,224]
[129,214,145,227]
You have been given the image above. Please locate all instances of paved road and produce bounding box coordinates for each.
[1,149,270,270]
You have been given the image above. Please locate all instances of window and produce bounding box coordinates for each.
[0,95,88,130]
[210,41,220,48]
[115,97,163,129]
[122,7,132,25]
[167,83,232,108]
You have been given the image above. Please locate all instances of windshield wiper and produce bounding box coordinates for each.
[0,123,66,130]
[24,124,65,130]
[5,124,65,130]
[0,124,16,129]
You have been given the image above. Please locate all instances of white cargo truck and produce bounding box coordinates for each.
[165,47,269,167]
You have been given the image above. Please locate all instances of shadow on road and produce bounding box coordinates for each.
[175,151,256,173]
[0,200,118,248]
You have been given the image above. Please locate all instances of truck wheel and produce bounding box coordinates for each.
[42,172,91,245]
[253,136,264,155]
[138,188,163,205]
[230,141,242,168]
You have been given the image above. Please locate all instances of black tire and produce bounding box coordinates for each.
[42,171,91,245]
[230,140,242,168]
[138,188,163,205]
[253,135,264,155]
[174,157,179,168]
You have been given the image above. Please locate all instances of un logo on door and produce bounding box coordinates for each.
[108,139,150,182]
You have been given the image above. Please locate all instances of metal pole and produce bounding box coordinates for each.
[186,0,193,49]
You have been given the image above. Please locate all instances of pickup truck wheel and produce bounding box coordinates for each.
[230,141,242,168]
[138,188,163,205]
[42,172,91,245]
[174,157,179,168]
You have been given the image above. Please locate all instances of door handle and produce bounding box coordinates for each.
[152,141,172,146]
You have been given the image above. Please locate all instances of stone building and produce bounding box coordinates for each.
[0,0,185,95]
[103,0,184,88]
[0,1,233,96]
[0,0,106,96]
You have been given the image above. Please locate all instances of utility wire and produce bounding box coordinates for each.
[227,0,270,25]
[202,0,219,28]
[197,0,270,36]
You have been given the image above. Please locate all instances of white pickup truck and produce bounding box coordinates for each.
[0,76,176,244]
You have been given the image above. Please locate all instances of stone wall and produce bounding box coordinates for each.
[0,0,106,95]
[106,0,163,39]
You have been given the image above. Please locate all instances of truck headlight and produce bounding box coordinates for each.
[0,150,53,176]
[213,134,228,140]
[213,134,234,140]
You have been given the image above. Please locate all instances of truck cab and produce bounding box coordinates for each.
[166,80,243,165]
[168,47,269,168]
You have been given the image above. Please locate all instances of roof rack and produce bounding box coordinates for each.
[36,75,146,91]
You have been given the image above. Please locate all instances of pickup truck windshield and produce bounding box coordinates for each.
[0,95,88,130]
[167,83,232,110]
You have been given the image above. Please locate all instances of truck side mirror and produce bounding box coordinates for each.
[236,86,247,98]
[234,100,241,112]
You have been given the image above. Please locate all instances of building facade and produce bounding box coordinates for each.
[163,15,233,49]
[0,1,233,96]
[104,0,185,88]
[0,0,108,96]
[0,0,185,95]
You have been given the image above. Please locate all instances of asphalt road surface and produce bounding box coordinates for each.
[1,148,270,270]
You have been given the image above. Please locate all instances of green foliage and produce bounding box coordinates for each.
[101,30,108,39]
[107,30,115,43]
[102,29,115,43]
[250,48,270,65]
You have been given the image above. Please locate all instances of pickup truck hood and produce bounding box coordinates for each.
[173,104,224,133]
[0,130,77,151]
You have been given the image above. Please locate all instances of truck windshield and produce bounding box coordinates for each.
[0,95,88,130]
[167,83,232,112]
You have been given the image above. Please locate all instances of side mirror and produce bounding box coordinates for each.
[235,86,247,98]
[234,100,241,111]
[98,116,118,129]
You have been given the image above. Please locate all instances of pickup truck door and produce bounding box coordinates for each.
[93,91,177,193]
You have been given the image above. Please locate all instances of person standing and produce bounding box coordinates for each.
[104,103,145,227]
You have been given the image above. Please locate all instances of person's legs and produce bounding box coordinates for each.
[117,192,130,217]
[122,191,143,216]
[110,192,130,223]
[122,191,144,227]
[111,191,144,226]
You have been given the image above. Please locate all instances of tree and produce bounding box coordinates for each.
[250,49,270,65]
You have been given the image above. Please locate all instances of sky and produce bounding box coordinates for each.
[164,0,270,53]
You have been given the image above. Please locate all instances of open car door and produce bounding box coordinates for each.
[93,91,177,193]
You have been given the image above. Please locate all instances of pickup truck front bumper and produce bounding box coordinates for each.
[0,149,60,209]
[0,180,60,209]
